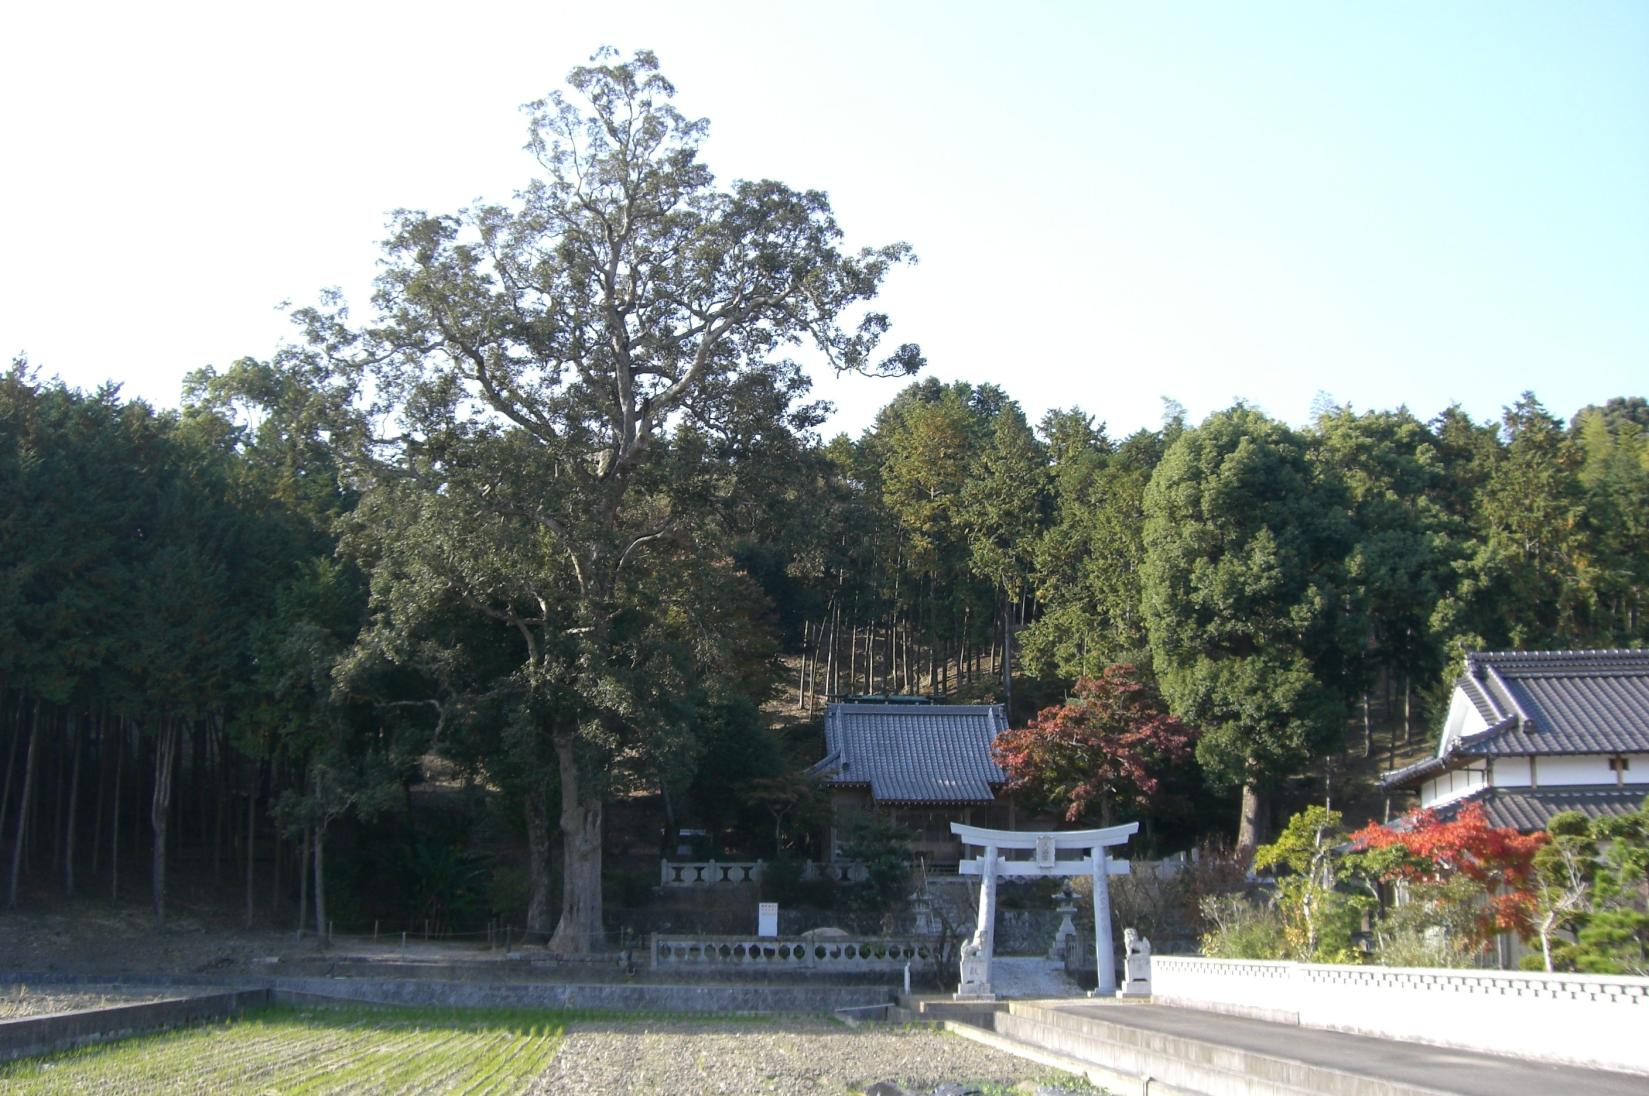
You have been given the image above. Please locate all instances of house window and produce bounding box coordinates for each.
[1610,756,1630,785]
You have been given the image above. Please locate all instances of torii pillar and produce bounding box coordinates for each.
[951,821,1139,999]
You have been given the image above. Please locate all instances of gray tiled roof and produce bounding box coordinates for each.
[1455,649,1649,756]
[1427,785,1649,832]
[817,703,1008,804]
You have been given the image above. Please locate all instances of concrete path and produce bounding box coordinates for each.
[987,957,1079,999]
[1040,1000,1646,1095]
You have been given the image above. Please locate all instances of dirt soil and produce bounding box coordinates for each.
[0,897,513,979]
[0,984,176,1019]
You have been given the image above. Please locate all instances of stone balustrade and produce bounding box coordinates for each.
[1151,954,1649,1075]
[658,859,870,886]
[660,860,764,886]
[650,933,932,972]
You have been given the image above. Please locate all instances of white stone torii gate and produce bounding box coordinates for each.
[951,820,1139,999]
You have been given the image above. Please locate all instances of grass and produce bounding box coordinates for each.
[0,1002,583,1095]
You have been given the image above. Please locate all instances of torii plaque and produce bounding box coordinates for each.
[950,820,1139,999]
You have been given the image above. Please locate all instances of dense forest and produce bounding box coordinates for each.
[3,51,1647,949]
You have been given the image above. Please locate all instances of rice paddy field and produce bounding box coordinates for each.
[0,1003,569,1095]
[0,1001,1095,1094]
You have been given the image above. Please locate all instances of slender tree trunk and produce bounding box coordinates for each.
[1000,588,1014,722]
[1236,780,1268,860]
[862,620,873,693]
[7,699,42,909]
[313,820,327,944]
[848,623,858,695]
[89,714,106,878]
[548,730,603,955]
[244,761,259,930]
[63,711,82,897]
[796,618,811,709]
[52,710,64,877]
[110,720,124,900]
[524,792,554,936]
[296,823,310,939]
[1402,676,1413,746]
[1362,693,1374,758]
[151,718,181,930]
[824,597,839,700]
[0,696,20,858]
[212,722,227,884]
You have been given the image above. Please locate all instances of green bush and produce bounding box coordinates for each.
[754,855,832,908]
[1198,893,1287,959]
[837,813,915,912]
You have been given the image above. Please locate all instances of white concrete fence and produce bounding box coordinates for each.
[650,933,932,972]
[1151,955,1649,1076]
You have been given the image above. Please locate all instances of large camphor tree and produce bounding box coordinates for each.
[311,50,919,953]
[1141,407,1361,855]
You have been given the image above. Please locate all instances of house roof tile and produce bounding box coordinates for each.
[818,703,1008,804]
[1426,784,1648,832]
[1456,649,1649,756]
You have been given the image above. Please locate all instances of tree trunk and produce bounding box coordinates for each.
[1236,780,1268,860]
[296,823,310,939]
[313,821,327,945]
[7,699,42,909]
[89,713,106,878]
[244,761,259,930]
[63,711,82,897]
[151,718,181,930]
[0,697,21,860]
[1402,677,1413,746]
[110,720,124,900]
[824,598,839,701]
[796,618,810,709]
[213,722,227,884]
[524,792,554,936]
[1362,693,1374,758]
[52,710,64,876]
[548,730,603,955]
[1000,589,1014,723]
[853,619,862,694]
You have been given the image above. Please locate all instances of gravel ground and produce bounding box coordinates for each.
[0,984,174,1020]
[528,1016,1100,1095]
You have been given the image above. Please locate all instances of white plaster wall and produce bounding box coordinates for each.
[1418,767,1488,809]
[1536,754,1633,786]
[1151,956,1649,1075]
[1440,688,1488,751]
[1492,756,1535,787]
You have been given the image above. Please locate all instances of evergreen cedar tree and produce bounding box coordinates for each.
[1141,406,1362,854]
[991,664,1194,826]
[1350,804,1547,943]
[311,49,919,952]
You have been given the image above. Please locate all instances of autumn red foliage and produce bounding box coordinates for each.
[1350,803,1548,940]
[991,664,1196,825]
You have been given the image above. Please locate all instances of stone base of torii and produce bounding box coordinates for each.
[949,820,1139,1000]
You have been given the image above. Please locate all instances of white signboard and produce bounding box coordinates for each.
[757,902,778,938]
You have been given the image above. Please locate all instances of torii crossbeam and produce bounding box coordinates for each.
[950,821,1139,999]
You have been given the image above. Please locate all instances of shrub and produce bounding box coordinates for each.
[1198,893,1286,959]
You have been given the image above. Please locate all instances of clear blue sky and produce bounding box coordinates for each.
[2,1,1644,439]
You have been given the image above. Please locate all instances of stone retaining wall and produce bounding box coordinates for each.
[270,977,894,1013]
[1,971,895,1017]
[0,989,269,1063]
[1151,955,1649,1075]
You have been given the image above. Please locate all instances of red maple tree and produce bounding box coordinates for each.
[1350,803,1548,940]
[991,664,1196,825]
